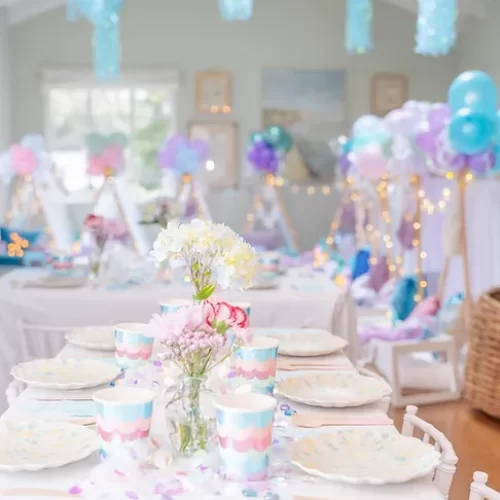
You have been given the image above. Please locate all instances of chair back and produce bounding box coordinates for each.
[469,472,500,500]
[402,405,458,499]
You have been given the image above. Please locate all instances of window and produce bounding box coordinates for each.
[42,70,178,192]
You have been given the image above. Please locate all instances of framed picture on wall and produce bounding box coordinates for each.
[371,73,409,116]
[195,72,232,114]
[187,121,238,188]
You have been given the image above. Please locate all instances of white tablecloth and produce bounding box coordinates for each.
[0,330,442,500]
[0,269,358,412]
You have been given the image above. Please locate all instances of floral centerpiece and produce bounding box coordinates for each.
[148,300,251,455]
[83,214,128,279]
[151,219,258,300]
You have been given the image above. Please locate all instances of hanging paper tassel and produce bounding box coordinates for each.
[218,0,253,22]
[67,0,124,80]
[345,0,373,54]
[415,0,457,56]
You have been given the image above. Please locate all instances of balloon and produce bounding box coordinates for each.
[265,125,293,152]
[428,103,451,131]
[352,115,384,136]
[467,151,495,176]
[352,145,388,181]
[491,110,500,145]
[384,109,419,136]
[449,108,495,155]
[339,154,352,177]
[191,139,210,162]
[448,71,497,116]
[247,140,279,174]
[414,123,438,156]
[249,132,265,145]
[11,145,37,176]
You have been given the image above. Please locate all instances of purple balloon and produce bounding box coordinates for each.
[339,154,352,177]
[384,109,420,136]
[190,139,210,162]
[158,135,189,169]
[248,140,279,173]
[428,103,451,131]
[449,153,467,171]
[467,151,495,176]
[415,125,438,156]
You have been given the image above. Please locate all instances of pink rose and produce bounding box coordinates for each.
[83,214,104,230]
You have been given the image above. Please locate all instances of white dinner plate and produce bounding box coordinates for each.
[276,371,392,407]
[270,329,348,357]
[65,326,115,351]
[30,275,87,288]
[291,428,441,485]
[250,279,279,290]
[0,421,98,472]
[11,358,121,390]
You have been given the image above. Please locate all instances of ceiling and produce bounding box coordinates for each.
[0,0,493,25]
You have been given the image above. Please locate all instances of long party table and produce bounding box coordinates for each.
[0,328,443,500]
[0,269,357,411]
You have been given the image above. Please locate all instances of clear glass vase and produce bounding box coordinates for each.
[88,248,104,281]
[165,375,213,457]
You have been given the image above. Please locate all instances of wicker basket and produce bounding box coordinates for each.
[465,288,500,418]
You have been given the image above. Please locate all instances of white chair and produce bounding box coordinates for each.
[402,405,458,499]
[6,322,73,407]
[387,334,461,407]
[358,307,461,407]
[469,472,500,500]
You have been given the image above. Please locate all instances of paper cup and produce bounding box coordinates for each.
[258,252,281,276]
[215,393,276,482]
[114,323,153,369]
[159,299,192,315]
[231,337,279,395]
[93,387,154,460]
[49,251,74,276]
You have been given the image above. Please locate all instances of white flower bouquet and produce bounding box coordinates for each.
[151,219,258,300]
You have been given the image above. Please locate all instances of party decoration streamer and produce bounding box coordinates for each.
[218,0,253,21]
[345,0,373,54]
[415,0,457,56]
[67,0,124,79]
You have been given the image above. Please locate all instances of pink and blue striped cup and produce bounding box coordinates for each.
[159,299,191,315]
[114,323,153,369]
[49,251,74,276]
[215,393,276,482]
[231,337,279,395]
[93,387,154,460]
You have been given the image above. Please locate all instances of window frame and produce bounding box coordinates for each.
[41,68,180,191]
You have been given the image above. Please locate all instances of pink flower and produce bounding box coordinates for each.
[83,214,104,230]
[206,301,249,331]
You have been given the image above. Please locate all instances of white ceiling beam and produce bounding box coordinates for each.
[8,0,64,25]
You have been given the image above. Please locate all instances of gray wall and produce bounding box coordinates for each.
[9,0,461,248]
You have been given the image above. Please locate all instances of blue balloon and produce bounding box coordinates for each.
[351,131,390,151]
[342,138,353,156]
[448,108,494,155]
[448,71,497,117]
[492,110,500,145]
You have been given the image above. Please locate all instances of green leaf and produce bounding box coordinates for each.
[193,284,216,301]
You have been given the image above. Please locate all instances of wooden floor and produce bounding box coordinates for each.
[391,400,500,500]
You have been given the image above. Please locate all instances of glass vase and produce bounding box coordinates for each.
[165,375,213,457]
[88,247,105,281]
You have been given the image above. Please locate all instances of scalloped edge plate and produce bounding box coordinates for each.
[65,326,115,351]
[276,371,392,408]
[0,422,98,472]
[291,429,441,485]
[270,330,348,357]
[11,358,121,390]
